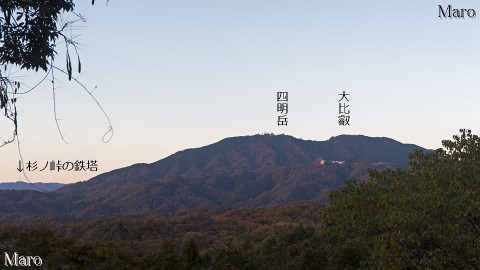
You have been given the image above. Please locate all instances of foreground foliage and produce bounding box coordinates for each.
[322,129,480,268]
[0,224,325,270]
[0,203,324,269]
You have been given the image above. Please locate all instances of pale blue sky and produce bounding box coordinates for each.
[1,1,479,183]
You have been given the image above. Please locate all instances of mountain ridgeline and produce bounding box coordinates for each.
[0,181,65,191]
[0,134,429,219]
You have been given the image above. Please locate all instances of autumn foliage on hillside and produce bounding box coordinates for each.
[1,130,479,268]
[0,203,324,269]
[0,134,425,219]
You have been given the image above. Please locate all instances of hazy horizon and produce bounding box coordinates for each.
[1,1,479,183]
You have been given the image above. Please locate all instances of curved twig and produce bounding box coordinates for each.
[53,66,114,143]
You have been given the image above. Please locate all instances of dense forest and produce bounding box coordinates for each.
[0,203,324,269]
[0,129,479,269]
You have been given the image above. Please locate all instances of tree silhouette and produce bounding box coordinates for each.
[0,0,112,147]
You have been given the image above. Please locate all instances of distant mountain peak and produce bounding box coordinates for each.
[0,134,430,218]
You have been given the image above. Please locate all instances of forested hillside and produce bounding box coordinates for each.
[0,134,427,219]
[1,131,478,268]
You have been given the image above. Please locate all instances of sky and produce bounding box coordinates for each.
[1,1,480,183]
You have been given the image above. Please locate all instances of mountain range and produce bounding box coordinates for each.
[0,181,65,191]
[0,134,430,220]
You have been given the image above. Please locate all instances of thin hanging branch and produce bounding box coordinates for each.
[51,65,68,144]
[0,0,113,148]
[53,66,114,143]
[0,1,112,191]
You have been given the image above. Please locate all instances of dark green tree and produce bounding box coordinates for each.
[0,227,98,269]
[209,237,260,270]
[182,238,202,270]
[322,129,480,269]
[142,238,184,270]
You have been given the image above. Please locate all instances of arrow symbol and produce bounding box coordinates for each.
[17,160,23,172]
